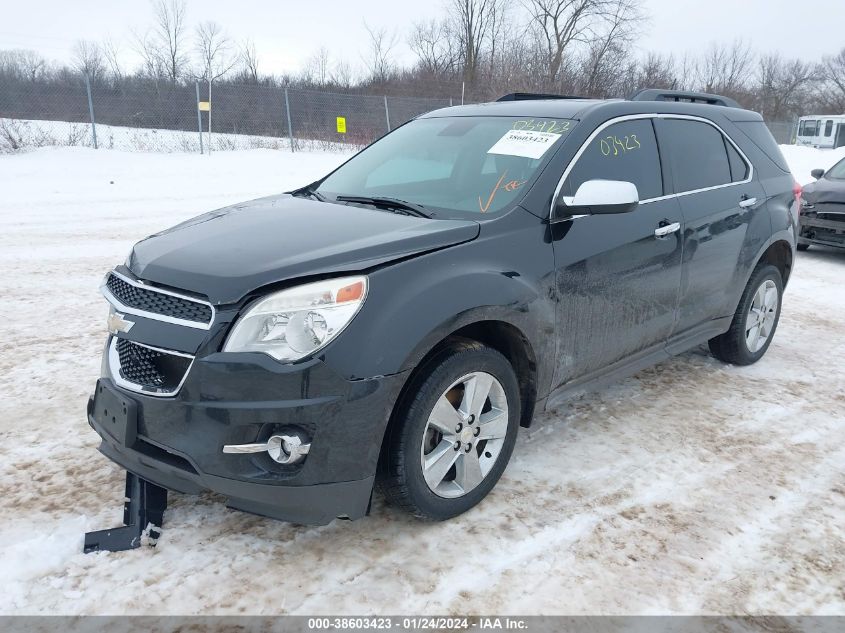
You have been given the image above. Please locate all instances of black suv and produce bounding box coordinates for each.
[89,90,798,525]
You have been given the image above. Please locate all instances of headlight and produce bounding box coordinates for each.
[223,276,367,361]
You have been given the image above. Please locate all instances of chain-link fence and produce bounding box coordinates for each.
[0,75,455,153]
[0,74,798,153]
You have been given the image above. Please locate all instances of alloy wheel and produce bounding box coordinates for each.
[745,279,779,353]
[420,371,509,498]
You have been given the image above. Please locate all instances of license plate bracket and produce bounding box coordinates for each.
[92,379,138,446]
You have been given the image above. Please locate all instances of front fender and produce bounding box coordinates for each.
[321,212,557,397]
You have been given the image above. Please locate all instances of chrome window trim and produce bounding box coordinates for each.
[549,113,754,218]
[108,336,195,398]
[101,269,216,330]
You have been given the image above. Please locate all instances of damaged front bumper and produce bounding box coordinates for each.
[88,340,407,525]
[798,210,845,249]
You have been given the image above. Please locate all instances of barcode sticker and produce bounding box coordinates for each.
[487,130,561,159]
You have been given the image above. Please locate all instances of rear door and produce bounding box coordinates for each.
[655,116,767,336]
[822,119,835,148]
[550,116,683,386]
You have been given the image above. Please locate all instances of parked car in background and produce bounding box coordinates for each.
[796,115,845,149]
[798,156,845,251]
[88,90,797,525]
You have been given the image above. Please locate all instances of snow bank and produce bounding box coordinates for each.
[0,118,358,154]
[779,144,845,184]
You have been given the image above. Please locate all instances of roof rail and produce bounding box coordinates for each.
[496,92,586,102]
[629,88,740,109]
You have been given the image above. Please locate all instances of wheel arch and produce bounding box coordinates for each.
[385,318,540,456]
[756,238,794,286]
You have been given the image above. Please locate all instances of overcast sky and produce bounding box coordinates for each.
[2,0,843,77]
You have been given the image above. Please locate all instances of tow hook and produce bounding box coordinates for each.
[223,434,311,465]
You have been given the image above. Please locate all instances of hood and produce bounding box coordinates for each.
[802,177,845,206]
[129,195,479,304]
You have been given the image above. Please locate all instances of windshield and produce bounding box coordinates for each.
[315,116,576,216]
[827,157,845,179]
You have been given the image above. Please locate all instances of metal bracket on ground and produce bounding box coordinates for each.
[83,471,168,553]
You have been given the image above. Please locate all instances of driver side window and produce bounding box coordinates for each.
[564,119,663,201]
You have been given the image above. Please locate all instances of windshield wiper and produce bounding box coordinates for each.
[291,185,327,202]
[335,195,432,218]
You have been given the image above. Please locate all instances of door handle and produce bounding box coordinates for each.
[739,196,757,208]
[654,222,680,237]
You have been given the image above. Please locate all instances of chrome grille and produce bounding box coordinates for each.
[111,338,193,396]
[104,271,213,327]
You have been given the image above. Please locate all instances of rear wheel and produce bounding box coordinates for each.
[378,340,520,520]
[708,264,783,365]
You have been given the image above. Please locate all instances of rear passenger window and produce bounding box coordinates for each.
[661,119,731,192]
[825,120,833,137]
[564,119,663,200]
[724,138,748,182]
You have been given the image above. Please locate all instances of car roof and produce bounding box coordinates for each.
[419,98,763,123]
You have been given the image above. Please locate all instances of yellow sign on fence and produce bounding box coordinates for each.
[198,101,211,112]
[336,116,347,134]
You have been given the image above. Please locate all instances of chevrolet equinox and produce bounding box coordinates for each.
[88,89,798,524]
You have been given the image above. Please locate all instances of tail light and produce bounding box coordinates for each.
[793,182,804,214]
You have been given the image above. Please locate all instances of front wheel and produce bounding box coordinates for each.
[708,264,783,365]
[377,340,520,520]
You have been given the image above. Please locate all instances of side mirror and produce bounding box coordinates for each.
[555,179,639,219]
[811,168,825,180]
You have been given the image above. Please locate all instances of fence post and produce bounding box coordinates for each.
[461,81,465,105]
[384,95,391,132]
[284,88,295,153]
[450,97,453,107]
[207,76,212,154]
[195,80,204,155]
[84,73,98,149]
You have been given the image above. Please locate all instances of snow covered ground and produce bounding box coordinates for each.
[0,118,356,154]
[0,143,843,616]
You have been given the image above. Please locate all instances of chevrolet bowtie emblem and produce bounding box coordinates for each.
[107,311,135,334]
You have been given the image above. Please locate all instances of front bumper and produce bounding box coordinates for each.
[798,214,845,249]
[88,340,408,525]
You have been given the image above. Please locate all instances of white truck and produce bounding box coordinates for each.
[796,114,845,148]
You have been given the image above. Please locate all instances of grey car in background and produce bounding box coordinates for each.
[798,157,845,251]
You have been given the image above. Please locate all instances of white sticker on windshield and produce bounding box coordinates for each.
[487,130,562,160]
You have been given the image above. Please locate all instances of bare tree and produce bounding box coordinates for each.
[0,49,47,82]
[133,30,166,80]
[330,60,354,88]
[72,40,105,83]
[409,19,456,77]
[102,37,124,82]
[634,52,677,91]
[755,53,815,118]
[695,39,754,96]
[817,48,845,112]
[303,47,331,85]
[240,39,260,83]
[151,0,188,82]
[195,21,237,82]
[579,0,644,96]
[447,0,503,85]
[524,0,637,86]
[363,21,398,83]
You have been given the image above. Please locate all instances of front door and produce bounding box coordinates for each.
[551,117,683,387]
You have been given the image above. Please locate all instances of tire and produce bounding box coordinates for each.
[377,339,520,520]
[797,243,810,251]
[708,264,783,366]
